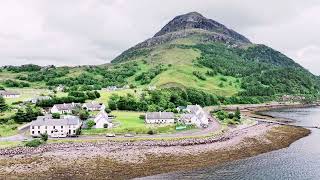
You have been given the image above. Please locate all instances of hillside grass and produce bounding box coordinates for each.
[139,45,242,96]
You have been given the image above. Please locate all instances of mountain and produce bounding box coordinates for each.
[111,12,320,97]
[1,12,319,101]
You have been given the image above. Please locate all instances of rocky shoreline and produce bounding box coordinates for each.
[0,104,312,179]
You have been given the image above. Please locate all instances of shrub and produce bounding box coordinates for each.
[220,77,227,82]
[25,139,43,147]
[79,110,90,120]
[40,133,48,142]
[52,113,60,119]
[105,108,112,113]
[86,120,95,129]
[193,71,207,80]
[139,115,145,119]
[147,129,156,135]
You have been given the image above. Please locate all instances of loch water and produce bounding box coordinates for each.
[139,106,320,180]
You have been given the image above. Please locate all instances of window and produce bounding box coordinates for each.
[38,126,40,129]
[73,130,76,133]
[38,131,40,134]
[45,126,47,129]
[61,126,63,129]
[31,126,34,129]
[32,131,34,134]
[53,126,55,129]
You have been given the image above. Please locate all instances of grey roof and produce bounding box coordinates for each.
[0,90,20,96]
[31,115,81,126]
[94,111,111,123]
[84,102,104,109]
[180,113,196,120]
[186,105,202,114]
[53,103,80,111]
[146,112,174,119]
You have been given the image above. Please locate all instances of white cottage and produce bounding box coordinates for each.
[26,96,51,104]
[93,111,112,128]
[181,105,209,128]
[30,115,82,138]
[145,112,175,124]
[0,90,20,98]
[82,102,105,111]
[51,103,80,114]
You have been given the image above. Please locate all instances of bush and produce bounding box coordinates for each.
[193,71,207,80]
[52,113,60,119]
[139,115,145,119]
[79,110,90,120]
[105,108,112,113]
[147,129,156,135]
[25,139,43,147]
[86,120,95,129]
[40,133,48,142]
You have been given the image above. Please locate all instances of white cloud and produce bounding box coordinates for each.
[0,0,319,74]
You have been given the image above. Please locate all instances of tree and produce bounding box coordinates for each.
[105,108,111,113]
[0,96,7,112]
[14,109,25,123]
[86,120,95,129]
[235,107,241,121]
[79,110,90,120]
[52,113,60,119]
[40,133,48,142]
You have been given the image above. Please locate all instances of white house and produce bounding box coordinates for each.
[93,110,113,128]
[26,96,51,104]
[82,102,105,111]
[30,115,82,138]
[0,90,20,98]
[56,85,65,92]
[145,112,175,124]
[51,103,80,114]
[148,86,156,91]
[179,113,198,125]
[181,105,209,128]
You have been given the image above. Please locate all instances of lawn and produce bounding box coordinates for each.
[82,111,179,135]
[0,141,22,149]
[0,121,20,137]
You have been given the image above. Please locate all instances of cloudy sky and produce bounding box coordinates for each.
[0,0,320,75]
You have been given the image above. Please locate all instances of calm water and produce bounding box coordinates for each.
[139,106,320,180]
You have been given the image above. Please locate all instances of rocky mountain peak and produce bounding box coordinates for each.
[154,12,251,44]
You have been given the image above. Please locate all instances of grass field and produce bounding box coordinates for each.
[4,88,52,104]
[0,141,22,149]
[82,111,178,135]
[0,121,21,137]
